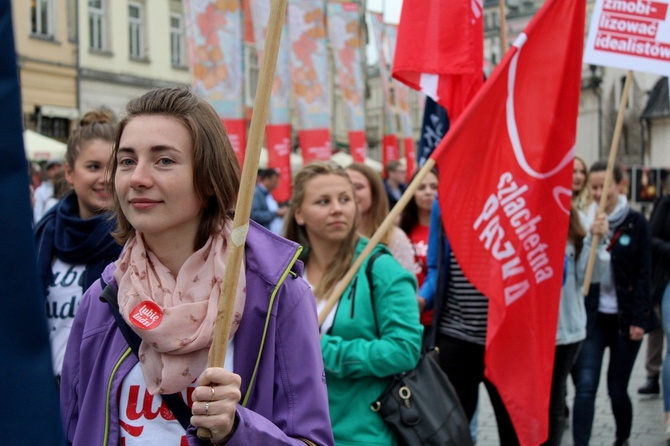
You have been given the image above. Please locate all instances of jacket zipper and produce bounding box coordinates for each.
[349,277,358,318]
[241,245,302,407]
[103,347,133,446]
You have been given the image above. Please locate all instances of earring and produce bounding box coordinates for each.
[296,219,304,225]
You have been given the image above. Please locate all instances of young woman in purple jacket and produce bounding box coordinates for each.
[60,87,334,446]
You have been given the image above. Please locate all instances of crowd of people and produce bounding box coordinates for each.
[29,86,665,445]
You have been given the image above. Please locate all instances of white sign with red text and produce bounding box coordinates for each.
[585,0,670,75]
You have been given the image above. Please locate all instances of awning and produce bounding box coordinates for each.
[641,77,670,120]
[23,129,67,161]
[40,105,80,120]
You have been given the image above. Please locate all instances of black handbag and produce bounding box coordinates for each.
[363,252,473,446]
[370,348,473,446]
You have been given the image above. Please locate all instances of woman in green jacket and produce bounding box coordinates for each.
[285,162,423,446]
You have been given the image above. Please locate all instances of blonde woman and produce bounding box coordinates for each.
[345,163,415,272]
[285,162,423,445]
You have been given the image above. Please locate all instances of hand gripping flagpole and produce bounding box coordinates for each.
[581,70,633,296]
[198,0,288,440]
[318,158,437,325]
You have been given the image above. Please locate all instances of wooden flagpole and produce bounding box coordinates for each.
[582,70,633,296]
[318,158,436,325]
[499,0,508,52]
[198,0,288,440]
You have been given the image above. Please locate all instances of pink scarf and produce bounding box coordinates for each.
[114,223,246,395]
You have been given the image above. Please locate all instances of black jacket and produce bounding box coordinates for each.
[584,209,657,335]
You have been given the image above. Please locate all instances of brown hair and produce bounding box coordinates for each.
[399,168,438,235]
[109,87,241,250]
[572,155,591,210]
[65,109,116,168]
[346,163,393,245]
[568,205,586,258]
[284,162,359,300]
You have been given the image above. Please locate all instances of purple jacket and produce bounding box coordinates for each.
[60,222,334,446]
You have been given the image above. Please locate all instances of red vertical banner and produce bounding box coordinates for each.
[249,0,293,192]
[266,124,293,202]
[382,134,399,173]
[184,0,247,167]
[327,1,367,161]
[370,12,398,164]
[403,138,416,179]
[429,0,585,442]
[222,119,247,168]
[299,129,332,164]
[289,0,332,163]
[349,130,367,163]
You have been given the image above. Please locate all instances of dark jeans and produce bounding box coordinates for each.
[572,313,642,446]
[437,334,520,446]
[542,342,582,446]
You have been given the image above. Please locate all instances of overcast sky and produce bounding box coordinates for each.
[367,0,403,24]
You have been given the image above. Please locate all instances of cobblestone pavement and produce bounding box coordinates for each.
[476,337,666,446]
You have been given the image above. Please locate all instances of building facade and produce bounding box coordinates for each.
[77,0,190,117]
[12,0,79,141]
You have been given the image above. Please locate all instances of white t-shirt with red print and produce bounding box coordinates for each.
[119,340,234,445]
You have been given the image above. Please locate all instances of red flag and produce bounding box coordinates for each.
[429,0,585,444]
[392,0,483,121]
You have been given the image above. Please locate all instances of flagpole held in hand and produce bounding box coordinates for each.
[197,0,288,440]
[582,70,633,296]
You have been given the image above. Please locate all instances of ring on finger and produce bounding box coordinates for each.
[209,385,215,402]
[205,401,210,416]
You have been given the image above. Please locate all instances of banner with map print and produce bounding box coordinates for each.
[327,1,367,162]
[289,0,332,163]
[184,0,246,166]
[370,12,399,170]
[386,23,417,177]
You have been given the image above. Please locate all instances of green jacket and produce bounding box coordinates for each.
[320,238,423,445]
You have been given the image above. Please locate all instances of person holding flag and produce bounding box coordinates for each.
[60,87,334,446]
[392,0,589,441]
[417,199,519,445]
[284,161,423,446]
[572,160,656,446]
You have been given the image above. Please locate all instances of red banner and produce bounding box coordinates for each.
[393,0,483,122]
[222,119,247,168]
[403,137,416,180]
[349,131,367,163]
[382,134,399,174]
[299,129,331,164]
[266,124,292,203]
[429,0,585,443]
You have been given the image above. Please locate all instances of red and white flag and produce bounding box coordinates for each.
[392,0,484,122]
[429,0,585,444]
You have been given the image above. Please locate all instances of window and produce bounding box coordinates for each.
[37,115,70,140]
[170,13,185,67]
[129,2,145,59]
[31,0,54,38]
[67,0,76,42]
[89,0,105,50]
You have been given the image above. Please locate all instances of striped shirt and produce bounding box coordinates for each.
[438,251,489,345]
